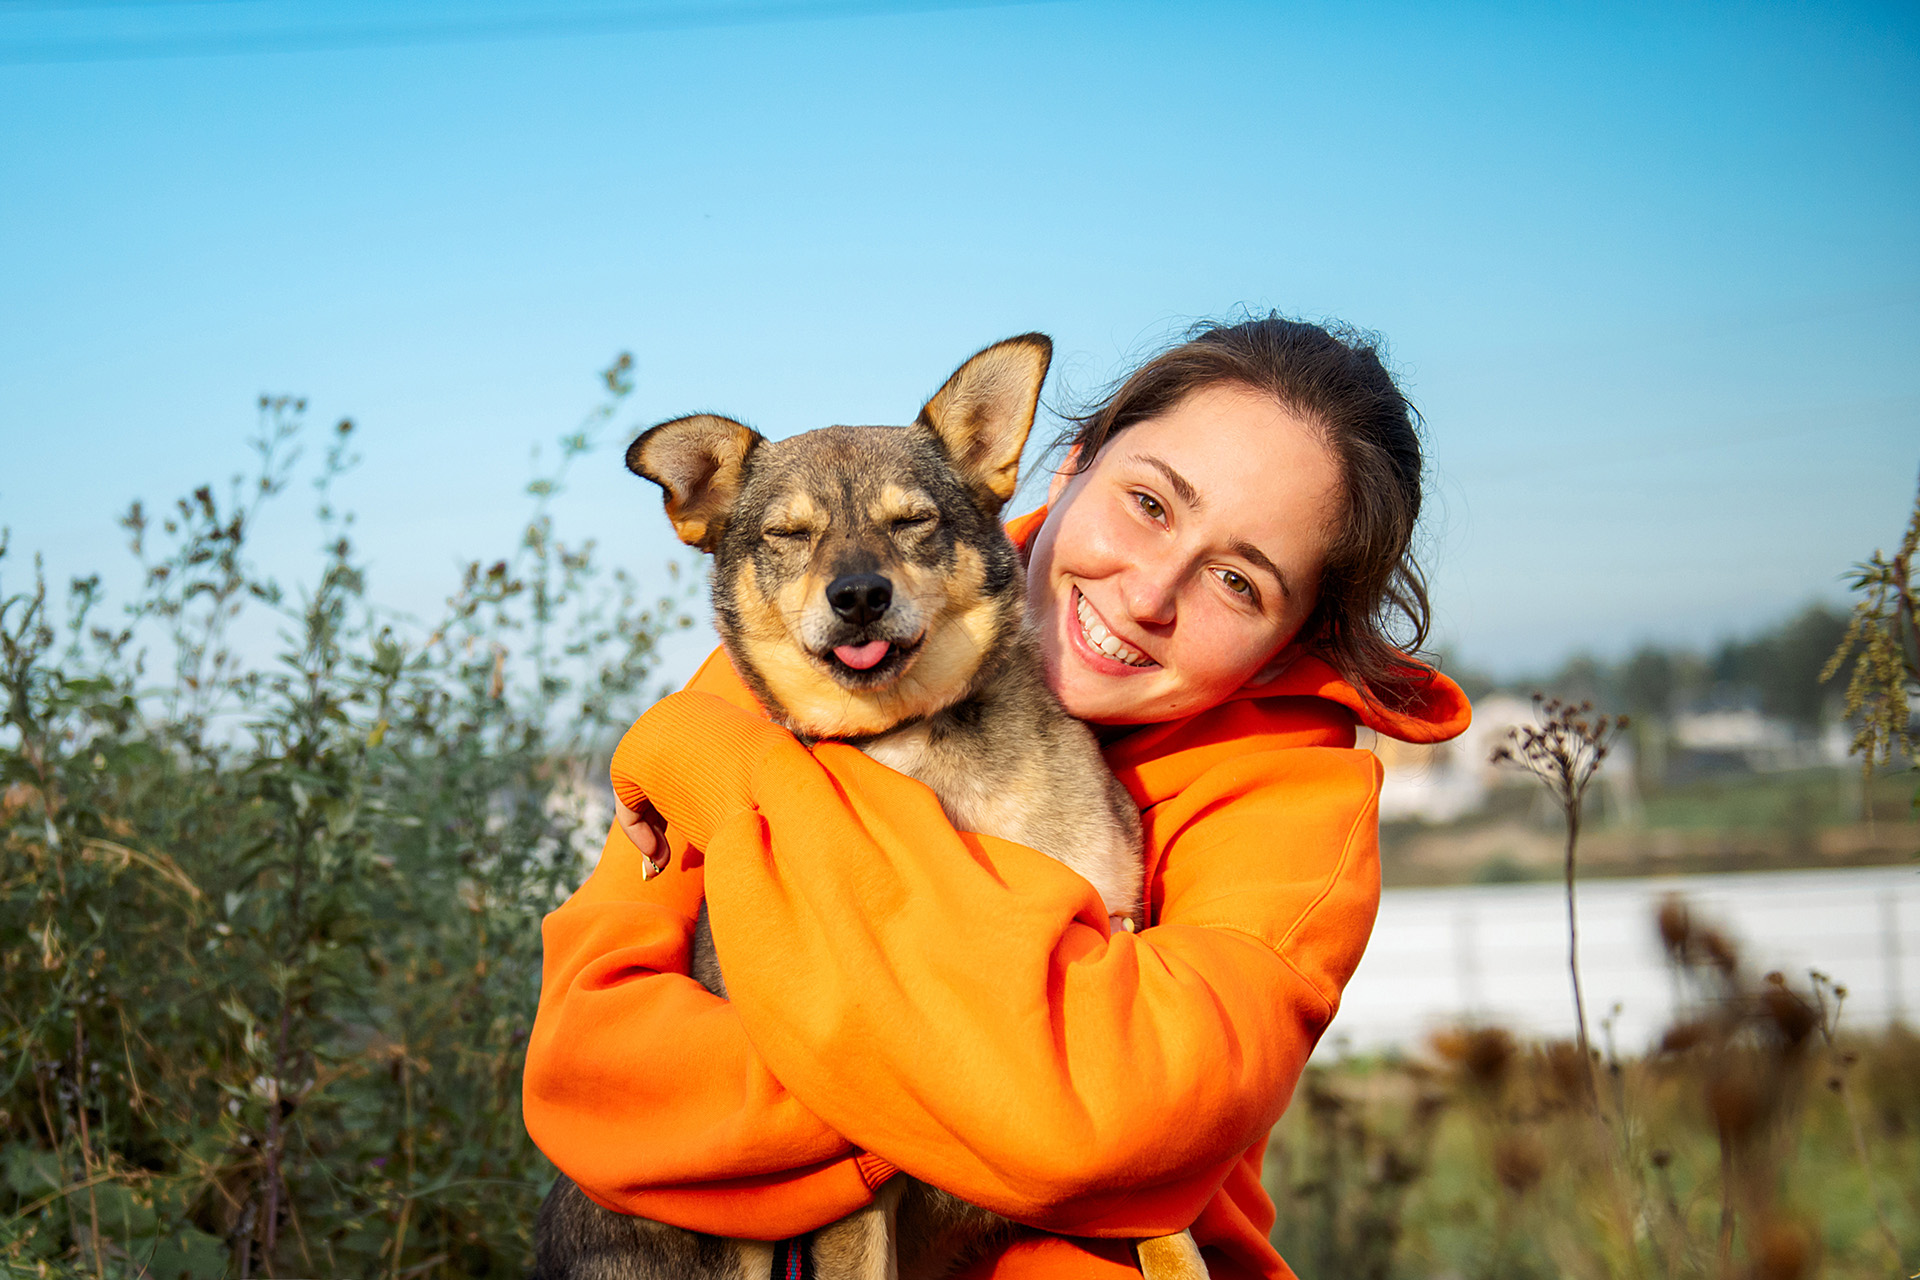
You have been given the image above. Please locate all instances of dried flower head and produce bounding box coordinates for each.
[1492,1133,1547,1195]
[1761,983,1819,1050]
[1659,1019,1713,1056]
[1656,893,1692,959]
[1698,926,1740,975]
[1489,696,1627,810]
[1429,1025,1518,1092]
[1706,1066,1764,1143]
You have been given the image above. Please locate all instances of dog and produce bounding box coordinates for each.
[534,335,1207,1280]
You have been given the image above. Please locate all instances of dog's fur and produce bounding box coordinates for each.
[533,336,1206,1280]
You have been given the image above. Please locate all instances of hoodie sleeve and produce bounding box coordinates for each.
[621,689,1384,1237]
[520,817,899,1238]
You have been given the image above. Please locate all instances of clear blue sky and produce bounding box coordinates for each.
[3,0,1916,682]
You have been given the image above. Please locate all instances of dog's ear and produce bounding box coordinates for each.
[627,414,764,551]
[914,333,1053,512]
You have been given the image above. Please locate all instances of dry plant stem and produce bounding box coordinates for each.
[115,1008,149,1119]
[391,1049,416,1280]
[1561,799,1595,1102]
[237,1200,257,1280]
[7,1169,125,1222]
[286,1190,315,1275]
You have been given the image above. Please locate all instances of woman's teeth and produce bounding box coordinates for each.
[1074,591,1153,667]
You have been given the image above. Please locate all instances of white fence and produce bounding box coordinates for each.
[1318,865,1918,1059]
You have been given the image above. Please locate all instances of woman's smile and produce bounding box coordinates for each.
[1071,587,1156,669]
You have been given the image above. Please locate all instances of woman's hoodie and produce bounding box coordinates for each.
[523,509,1471,1280]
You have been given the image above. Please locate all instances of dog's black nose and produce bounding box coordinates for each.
[826,573,892,626]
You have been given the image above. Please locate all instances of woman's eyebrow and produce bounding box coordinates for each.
[1230,538,1292,600]
[1132,454,1201,509]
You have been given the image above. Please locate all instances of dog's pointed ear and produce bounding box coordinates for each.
[914,333,1052,512]
[626,414,764,552]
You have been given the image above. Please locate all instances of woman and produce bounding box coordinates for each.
[522,315,1471,1279]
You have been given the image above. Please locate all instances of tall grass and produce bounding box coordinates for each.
[1,362,690,1279]
[1272,679,1918,1278]
[1269,965,1920,1278]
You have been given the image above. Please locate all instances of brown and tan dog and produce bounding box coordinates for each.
[534,335,1206,1280]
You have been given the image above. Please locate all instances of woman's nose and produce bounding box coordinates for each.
[1119,562,1179,627]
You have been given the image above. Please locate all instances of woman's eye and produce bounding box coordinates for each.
[1218,568,1254,598]
[1134,492,1165,521]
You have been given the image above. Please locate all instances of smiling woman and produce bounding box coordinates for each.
[522,314,1470,1280]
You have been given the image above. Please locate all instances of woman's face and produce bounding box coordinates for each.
[1024,381,1343,725]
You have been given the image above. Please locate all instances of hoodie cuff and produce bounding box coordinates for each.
[853,1151,898,1191]
[611,691,796,850]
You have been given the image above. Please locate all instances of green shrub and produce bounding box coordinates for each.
[1,362,690,1278]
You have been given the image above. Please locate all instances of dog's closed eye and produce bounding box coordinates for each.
[761,525,813,543]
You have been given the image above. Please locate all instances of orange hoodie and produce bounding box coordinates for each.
[523,511,1471,1279]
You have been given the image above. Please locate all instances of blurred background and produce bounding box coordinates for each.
[3,2,1918,1275]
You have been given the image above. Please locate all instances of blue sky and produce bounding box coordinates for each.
[2,0,1916,683]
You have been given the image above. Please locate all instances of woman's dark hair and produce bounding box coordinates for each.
[1056,314,1433,713]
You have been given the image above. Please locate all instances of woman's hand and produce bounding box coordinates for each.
[614,795,670,878]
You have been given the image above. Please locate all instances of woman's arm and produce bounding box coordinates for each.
[520,821,896,1238]
[621,690,1383,1238]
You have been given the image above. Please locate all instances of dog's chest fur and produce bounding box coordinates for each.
[846,629,1143,923]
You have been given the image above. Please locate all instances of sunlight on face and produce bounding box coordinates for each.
[1025,382,1343,725]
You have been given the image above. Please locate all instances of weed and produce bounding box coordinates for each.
[0,358,691,1278]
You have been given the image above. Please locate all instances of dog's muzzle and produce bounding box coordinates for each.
[817,572,922,681]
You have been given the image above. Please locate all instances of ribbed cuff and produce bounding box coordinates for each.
[611,691,795,849]
[853,1151,898,1191]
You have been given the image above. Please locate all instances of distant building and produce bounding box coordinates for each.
[1670,706,1851,774]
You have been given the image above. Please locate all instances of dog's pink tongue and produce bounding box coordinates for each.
[833,640,892,670]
